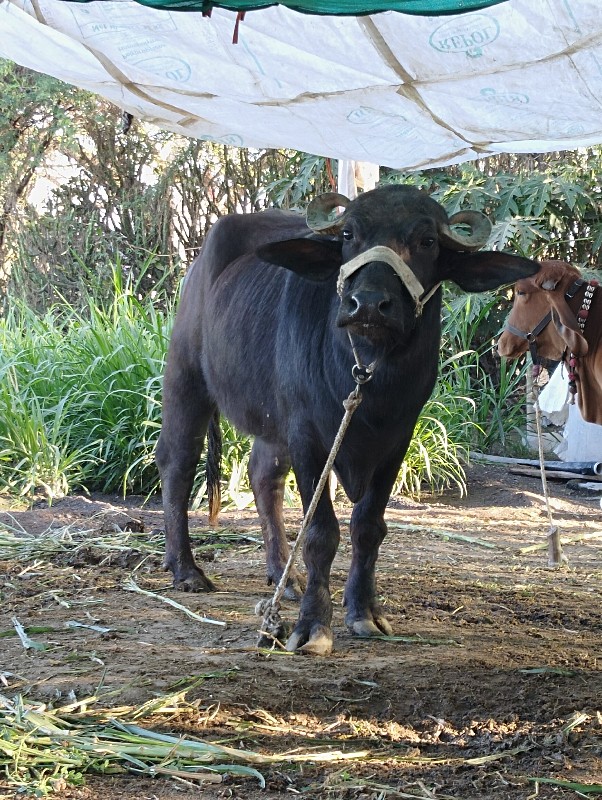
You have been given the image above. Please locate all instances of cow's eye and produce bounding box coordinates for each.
[421,237,436,248]
[516,290,526,296]
[342,229,353,241]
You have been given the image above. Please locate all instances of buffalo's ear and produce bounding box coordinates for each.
[439,251,539,292]
[257,238,342,281]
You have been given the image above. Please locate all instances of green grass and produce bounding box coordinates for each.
[0,282,169,498]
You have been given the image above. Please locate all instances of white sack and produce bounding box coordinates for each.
[538,366,569,427]
[557,402,602,463]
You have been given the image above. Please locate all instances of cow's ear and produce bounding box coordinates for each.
[439,251,539,292]
[550,307,588,356]
[257,238,342,281]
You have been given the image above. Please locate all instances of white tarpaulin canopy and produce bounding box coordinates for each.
[1,0,602,169]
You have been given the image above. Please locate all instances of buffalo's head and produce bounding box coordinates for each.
[258,184,538,344]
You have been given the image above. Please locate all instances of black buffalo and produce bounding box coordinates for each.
[156,184,537,655]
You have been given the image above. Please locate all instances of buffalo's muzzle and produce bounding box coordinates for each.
[337,288,398,337]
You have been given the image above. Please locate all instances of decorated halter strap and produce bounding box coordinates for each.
[336,245,441,317]
[567,278,599,403]
[575,279,598,332]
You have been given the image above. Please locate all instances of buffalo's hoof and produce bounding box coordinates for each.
[168,565,217,592]
[286,623,333,656]
[346,611,392,638]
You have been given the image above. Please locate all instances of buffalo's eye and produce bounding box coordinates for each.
[420,237,436,248]
[342,229,353,241]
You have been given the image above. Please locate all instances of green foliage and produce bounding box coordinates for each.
[0,268,169,498]
[0,370,92,500]
[1,62,335,314]
[265,152,332,209]
[394,289,529,498]
[384,149,602,266]
[0,60,83,297]
[0,267,279,505]
[394,397,472,498]
[7,104,183,313]
[439,289,529,454]
[0,60,79,175]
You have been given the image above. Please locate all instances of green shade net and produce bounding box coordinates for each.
[59,0,508,16]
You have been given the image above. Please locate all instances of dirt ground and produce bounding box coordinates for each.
[1,463,601,799]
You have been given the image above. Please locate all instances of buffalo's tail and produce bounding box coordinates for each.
[206,409,222,526]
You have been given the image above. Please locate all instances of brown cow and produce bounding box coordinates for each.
[497,259,602,424]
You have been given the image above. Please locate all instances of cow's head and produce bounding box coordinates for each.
[258,185,538,344]
[497,260,588,362]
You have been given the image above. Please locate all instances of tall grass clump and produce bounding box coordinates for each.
[439,288,528,454]
[0,266,171,499]
[394,395,474,498]
[0,264,256,504]
[397,285,530,497]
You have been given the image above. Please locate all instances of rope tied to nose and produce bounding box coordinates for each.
[256,383,363,647]
[256,387,363,646]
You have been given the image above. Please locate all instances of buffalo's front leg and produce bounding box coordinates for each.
[285,449,340,655]
[249,439,304,600]
[343,458,404,637]
[156,354,216,592]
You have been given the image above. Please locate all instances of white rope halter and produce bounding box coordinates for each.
[336,245,441,316]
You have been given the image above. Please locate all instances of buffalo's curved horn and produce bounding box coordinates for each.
[306,192,351,234]
[438,210,492,252]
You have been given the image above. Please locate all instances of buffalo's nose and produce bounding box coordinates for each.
[346,290,392,318]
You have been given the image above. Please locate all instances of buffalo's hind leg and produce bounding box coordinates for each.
[156,357,216,592]
[249,439,304,601]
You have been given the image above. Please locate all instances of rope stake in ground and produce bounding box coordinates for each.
[256,385,363,648]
